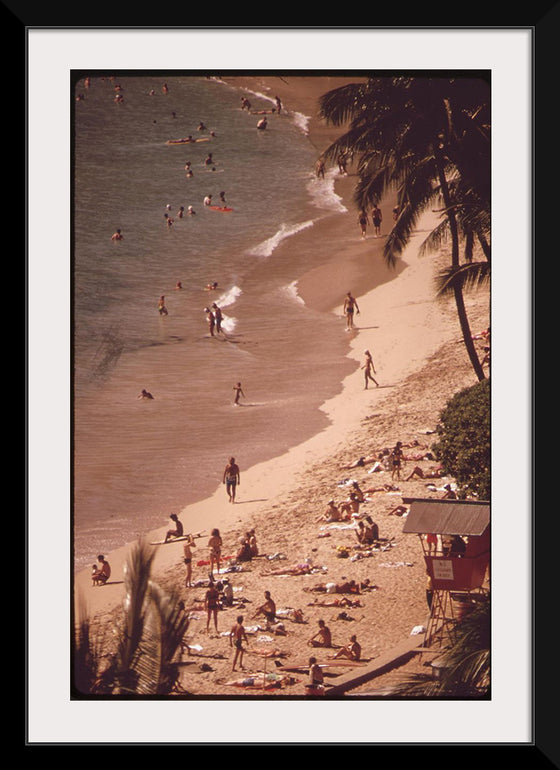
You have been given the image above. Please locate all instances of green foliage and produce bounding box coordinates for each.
[380,594,490,698]
[74,539,190,696]
[432,379,490,500]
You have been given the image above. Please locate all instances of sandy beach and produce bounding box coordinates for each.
[73,75,490,699]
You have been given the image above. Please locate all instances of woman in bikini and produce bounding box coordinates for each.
[183,534,196,587]
[208,528,223,576]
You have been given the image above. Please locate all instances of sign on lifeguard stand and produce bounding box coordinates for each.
[402,498,490,647]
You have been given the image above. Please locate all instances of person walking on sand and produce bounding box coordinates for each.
[371,204,382,237]
[223,457,240,503]
[230,615,249,671]
[343,291,360,330]
[208,528,223,576]
[232,382,245,406]
[362,349,379,389]
[183,534,196,587]
[357,209,369,239]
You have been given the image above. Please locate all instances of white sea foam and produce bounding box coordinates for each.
[281,281,305,306]
[291,111,311,135]
[307,167,347,214]
[220,314,237,333]
[248,220,314,258]
[216,285,242,308]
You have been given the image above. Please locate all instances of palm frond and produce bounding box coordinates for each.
[435,262,490,298]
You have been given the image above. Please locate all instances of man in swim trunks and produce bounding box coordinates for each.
[164,513,184,543]
[223,457,240,503]
[230,615,249,671]
[343,292,360,330]
[371,204,382,237]
[254,591,277,628]
[95,555,111,585]
[308,619,332,648]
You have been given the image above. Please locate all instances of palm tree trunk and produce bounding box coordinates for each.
[435,144,486,381]
[476,231,491,262]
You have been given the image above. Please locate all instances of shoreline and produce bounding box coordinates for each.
[73,76,489,696]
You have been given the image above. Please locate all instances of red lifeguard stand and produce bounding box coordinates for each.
[402,498,490,649]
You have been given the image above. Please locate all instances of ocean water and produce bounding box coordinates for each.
[73,74,353,572]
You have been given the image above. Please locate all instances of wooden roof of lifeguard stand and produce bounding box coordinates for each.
[402,497,490,539]
[402,497,490,649]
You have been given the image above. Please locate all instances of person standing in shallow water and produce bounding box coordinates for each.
[212,302,223,333]
[223,457,240,503]
[204,307,215,336]
[343,291,360,330]
[232,382,245,406]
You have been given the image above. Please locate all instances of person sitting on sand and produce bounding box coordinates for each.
[339,492,361,518]
[441,483,457,499]
[95,555,111,585]
[331,634,361,661]
[355,521,371,546]
[235,535,252,563]
[350,481,365,502]
[316,499,344,523]
[164,513,184,543]
[305,657,324,693]
[248,529,258,557]
[219,578,234,607]
[254,590,277,627]
[405,465,444,481]
[362,516,379,543]
[308,619,332,648]
[137,389,154,400]
[91,564,102,586]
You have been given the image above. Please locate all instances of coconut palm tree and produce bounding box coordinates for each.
[73,539,190,696]
[318,76,490,381]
